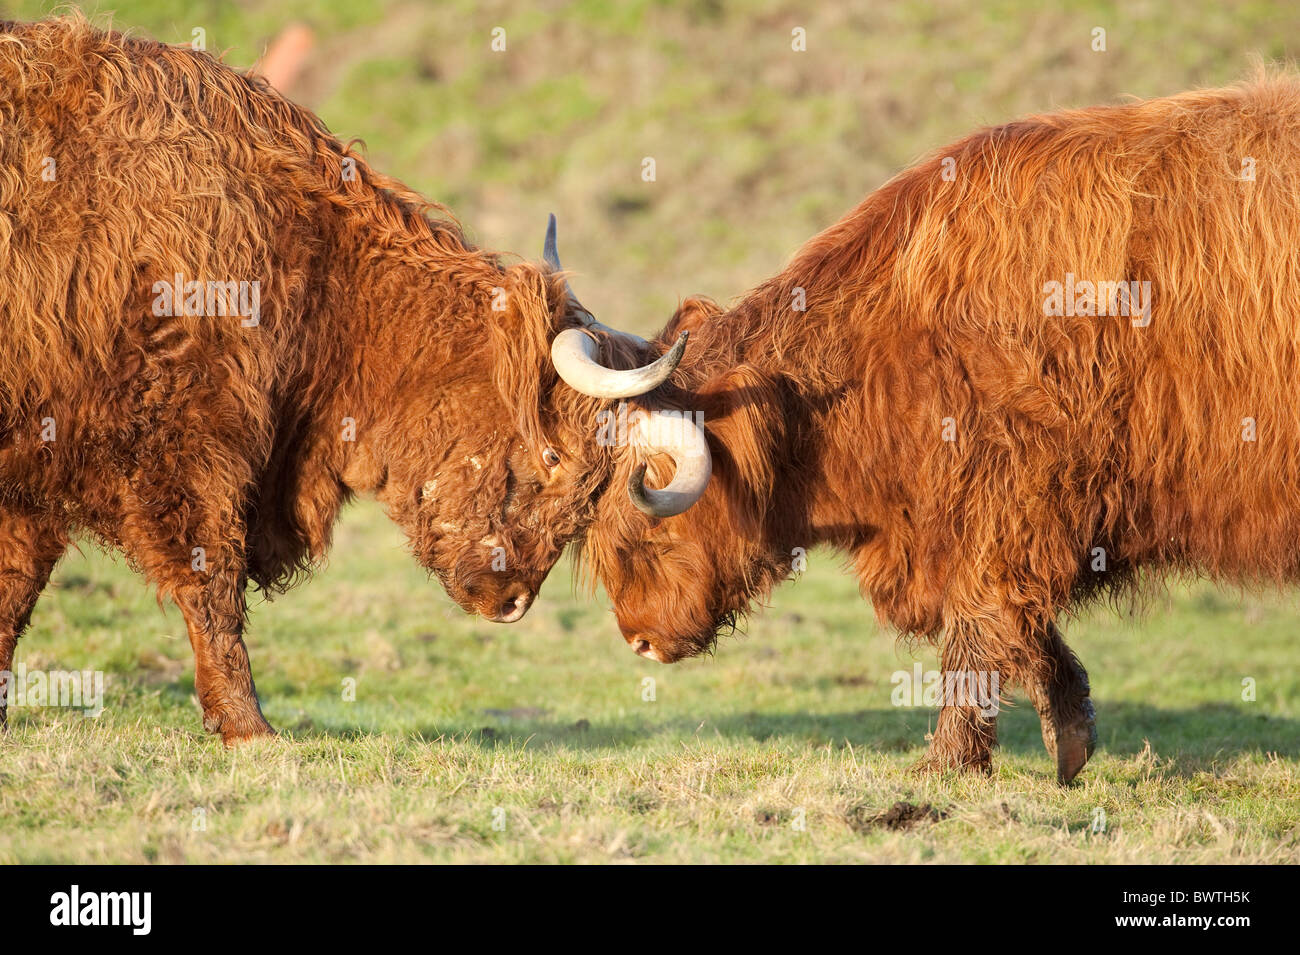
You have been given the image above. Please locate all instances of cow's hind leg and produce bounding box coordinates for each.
[1024,622,1096,785]
[0,510,69,726]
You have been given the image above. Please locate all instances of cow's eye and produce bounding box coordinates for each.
[542,447,561,468]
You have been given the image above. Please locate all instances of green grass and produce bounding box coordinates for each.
[1,0,1297,861]
[0,501,1296,863]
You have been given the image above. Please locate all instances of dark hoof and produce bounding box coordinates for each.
[1055,699,1097,785]
[203,707,275,745]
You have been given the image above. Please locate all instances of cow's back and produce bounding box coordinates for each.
[884,76,1300,596]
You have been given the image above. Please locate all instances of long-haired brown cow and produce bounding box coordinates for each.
[0,16,683,743]
[543,76,1300,783]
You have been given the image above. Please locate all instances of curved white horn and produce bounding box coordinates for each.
[626,407,712,517]
[552,329,688,400]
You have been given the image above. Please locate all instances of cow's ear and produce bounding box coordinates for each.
[663,296,722,341]
[695,364,785,517]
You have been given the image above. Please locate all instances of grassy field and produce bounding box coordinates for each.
[0,501,1297,863]
[0,0,1298,862]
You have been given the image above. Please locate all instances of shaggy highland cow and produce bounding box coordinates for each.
[0,17,684,743]
[544,76,1300,783]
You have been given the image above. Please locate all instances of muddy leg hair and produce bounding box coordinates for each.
[917,616,1004,775]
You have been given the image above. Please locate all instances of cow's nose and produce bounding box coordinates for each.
[629,638,663,662]
[488,590,532,623]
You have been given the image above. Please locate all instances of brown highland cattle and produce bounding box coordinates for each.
[0,16,684,742]
[544,76,1300,783]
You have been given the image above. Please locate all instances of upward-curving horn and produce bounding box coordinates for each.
[626,407,712,517]
[543,213,688,398]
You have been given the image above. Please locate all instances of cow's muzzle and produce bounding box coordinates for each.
[485,590,533,623]
[628,636,665,663]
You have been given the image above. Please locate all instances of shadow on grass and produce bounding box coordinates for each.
[284,699,1299,775]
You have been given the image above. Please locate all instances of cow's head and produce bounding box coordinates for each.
[551,296,792,662]
[378,217,692,623]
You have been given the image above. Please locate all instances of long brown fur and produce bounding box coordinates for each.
[0,15,591,742]
[575,74,1300,781]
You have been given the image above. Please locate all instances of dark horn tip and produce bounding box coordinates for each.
[543,214,561,269]
[627,462,655,516]
[665,330,689,360]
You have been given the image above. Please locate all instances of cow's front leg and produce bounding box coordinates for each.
[916,610,1096,783]
[174,572,273,745]
[915,617,1003,776]
[119,492,273,745]
[1024,622,1096,785]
